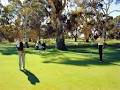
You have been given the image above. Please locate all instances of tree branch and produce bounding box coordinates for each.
[108,10,120,15]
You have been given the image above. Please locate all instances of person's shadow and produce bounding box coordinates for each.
[21,69,40,85]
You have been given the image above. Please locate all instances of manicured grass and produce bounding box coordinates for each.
[0,40,120,90]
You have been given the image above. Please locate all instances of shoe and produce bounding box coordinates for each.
[19,67,24,71]
[23,68,25,70]
[19,69,22,71]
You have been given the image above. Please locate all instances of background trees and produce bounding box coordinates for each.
[0,0,120,49]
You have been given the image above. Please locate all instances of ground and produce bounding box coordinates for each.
[0,39,120,90]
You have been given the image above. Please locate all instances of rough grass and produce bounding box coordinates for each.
[0,39,120,90]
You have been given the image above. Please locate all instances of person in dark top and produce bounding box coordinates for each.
[17,41,25,70]
[41,42,46,50]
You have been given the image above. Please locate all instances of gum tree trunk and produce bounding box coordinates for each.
[56,18,67,50]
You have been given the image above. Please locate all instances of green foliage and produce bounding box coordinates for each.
[0,0,120,43]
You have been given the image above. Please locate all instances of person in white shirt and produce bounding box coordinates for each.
[96,35,104,62]
[16,39,20,48]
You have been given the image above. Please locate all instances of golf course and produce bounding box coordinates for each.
[0,40,120,90]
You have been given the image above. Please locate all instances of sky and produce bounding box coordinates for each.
[1,0,120,18]
[108,0,120,18]
[1,0,24,5]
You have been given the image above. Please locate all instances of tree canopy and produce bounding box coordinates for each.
[0,0,120,49]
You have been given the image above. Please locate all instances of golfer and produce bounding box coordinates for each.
[96,35,104,62]
[16,40,25,70]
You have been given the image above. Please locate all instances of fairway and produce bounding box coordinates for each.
[0,40,120,90]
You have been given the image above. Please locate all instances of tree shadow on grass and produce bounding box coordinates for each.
[0,45,62,56]
[0,47,17,55]
[43,57,120,67]
[57,58,120,66]
[21,69,40,85]
[43,47,120,66]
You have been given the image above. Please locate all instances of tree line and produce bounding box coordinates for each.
[0,0,120,50]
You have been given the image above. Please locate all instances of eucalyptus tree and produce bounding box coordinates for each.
[4,0,119,46]
[47,0,68,50]
[7,0,47,47]
[0,0,22,41]
[70,0,120,42]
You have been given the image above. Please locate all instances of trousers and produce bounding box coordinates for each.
[18,51,25,70]
[98,45,103,61]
